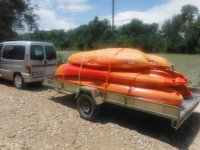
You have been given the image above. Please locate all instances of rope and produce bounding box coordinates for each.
[78,55,86,86]
[128,72,141,96]
[62,66,65,80]
[56,50,65,81]
[104,48,125,98]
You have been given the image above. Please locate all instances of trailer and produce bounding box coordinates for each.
[44,77,200,129]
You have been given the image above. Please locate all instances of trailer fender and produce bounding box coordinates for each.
[75,86,104,105]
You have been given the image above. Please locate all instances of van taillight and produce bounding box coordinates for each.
[25,66,32,74]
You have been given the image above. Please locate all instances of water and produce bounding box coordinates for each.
[58,51,200,87]
[158,54,200,87]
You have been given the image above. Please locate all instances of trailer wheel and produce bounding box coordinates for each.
[77,94,99,121]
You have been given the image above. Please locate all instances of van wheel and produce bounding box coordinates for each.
[77,94,99,121]
[14,74,25,89]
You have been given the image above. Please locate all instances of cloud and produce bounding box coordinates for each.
[36,9,77,31]
[103,0,200,26]
[31,0,200,31]
[30,0,93,31]
[31,0,79,30]
[57,0,94,13]
[31,0,53,9]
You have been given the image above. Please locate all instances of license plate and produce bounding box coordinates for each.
[32,71,44,77]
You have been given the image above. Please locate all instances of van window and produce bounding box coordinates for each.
[45,46,56,60]
[30,45,44,60]
[2,45,25,60]
[0,44,2,56]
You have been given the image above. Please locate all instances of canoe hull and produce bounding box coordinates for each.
[55,64,187,88]
[68,48,172,69]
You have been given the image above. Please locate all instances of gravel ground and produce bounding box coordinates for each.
[0,79,200,150]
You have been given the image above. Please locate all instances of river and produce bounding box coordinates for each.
[158,54,200,87]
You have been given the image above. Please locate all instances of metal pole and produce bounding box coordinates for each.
[112,0,115,45]
[112,0,115,32]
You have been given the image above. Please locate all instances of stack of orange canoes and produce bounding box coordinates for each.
[55,48,192,106]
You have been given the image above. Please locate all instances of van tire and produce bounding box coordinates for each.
[77,94,99,121]
[14,74,25,89]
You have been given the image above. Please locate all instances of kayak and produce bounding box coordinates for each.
[58,79,183,106]
[68,48,172,70]
[172,85,192,99]
[147,54,172,69]
[55,48,190,106]
[55,64,188,87]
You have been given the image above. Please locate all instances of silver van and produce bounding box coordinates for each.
[0,41,57,88]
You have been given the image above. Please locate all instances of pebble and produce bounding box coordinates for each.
[0,84,193,150]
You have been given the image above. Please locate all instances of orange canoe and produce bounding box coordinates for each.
[164,70,188,84]
[58,79,183,106]
[147,54,173,69]
[172,85,192,99]
[68,48,172,70]
[55,64,187,87]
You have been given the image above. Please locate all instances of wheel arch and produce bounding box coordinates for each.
[75,86,104,105]
[13,72,22,80]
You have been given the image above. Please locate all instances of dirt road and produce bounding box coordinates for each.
[0,79,200,150]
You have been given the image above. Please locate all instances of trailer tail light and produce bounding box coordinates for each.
[25,66,32,74]
[93,90,99,97]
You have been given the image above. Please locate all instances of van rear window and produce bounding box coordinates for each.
[30,45,44,60]
[2,45,25,60]
[45,46,56,60]
[0,44,2,51]
[0,44,2,56]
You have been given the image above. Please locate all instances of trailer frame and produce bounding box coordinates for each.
[44,77,200,129]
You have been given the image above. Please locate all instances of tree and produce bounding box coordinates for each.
[118,19,159,51]
[0,0,39,41]
[181,4,199,25]
[17,4,200,53]
[184,20,200,53]
[160,4,199,53]
[181,5,199,53]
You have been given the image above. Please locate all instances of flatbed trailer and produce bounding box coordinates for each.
[44,77,200,129]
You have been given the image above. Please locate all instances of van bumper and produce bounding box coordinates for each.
[22,73,53,83]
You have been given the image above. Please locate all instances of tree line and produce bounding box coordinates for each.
[0,1,200,53]
[0,0,38,41]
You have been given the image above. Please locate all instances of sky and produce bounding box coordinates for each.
[30,0,200,31]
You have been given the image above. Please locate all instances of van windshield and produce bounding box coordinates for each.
[45,46,56,60]
[30,45,44,60]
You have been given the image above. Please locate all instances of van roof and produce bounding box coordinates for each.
[0,41,54,46]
